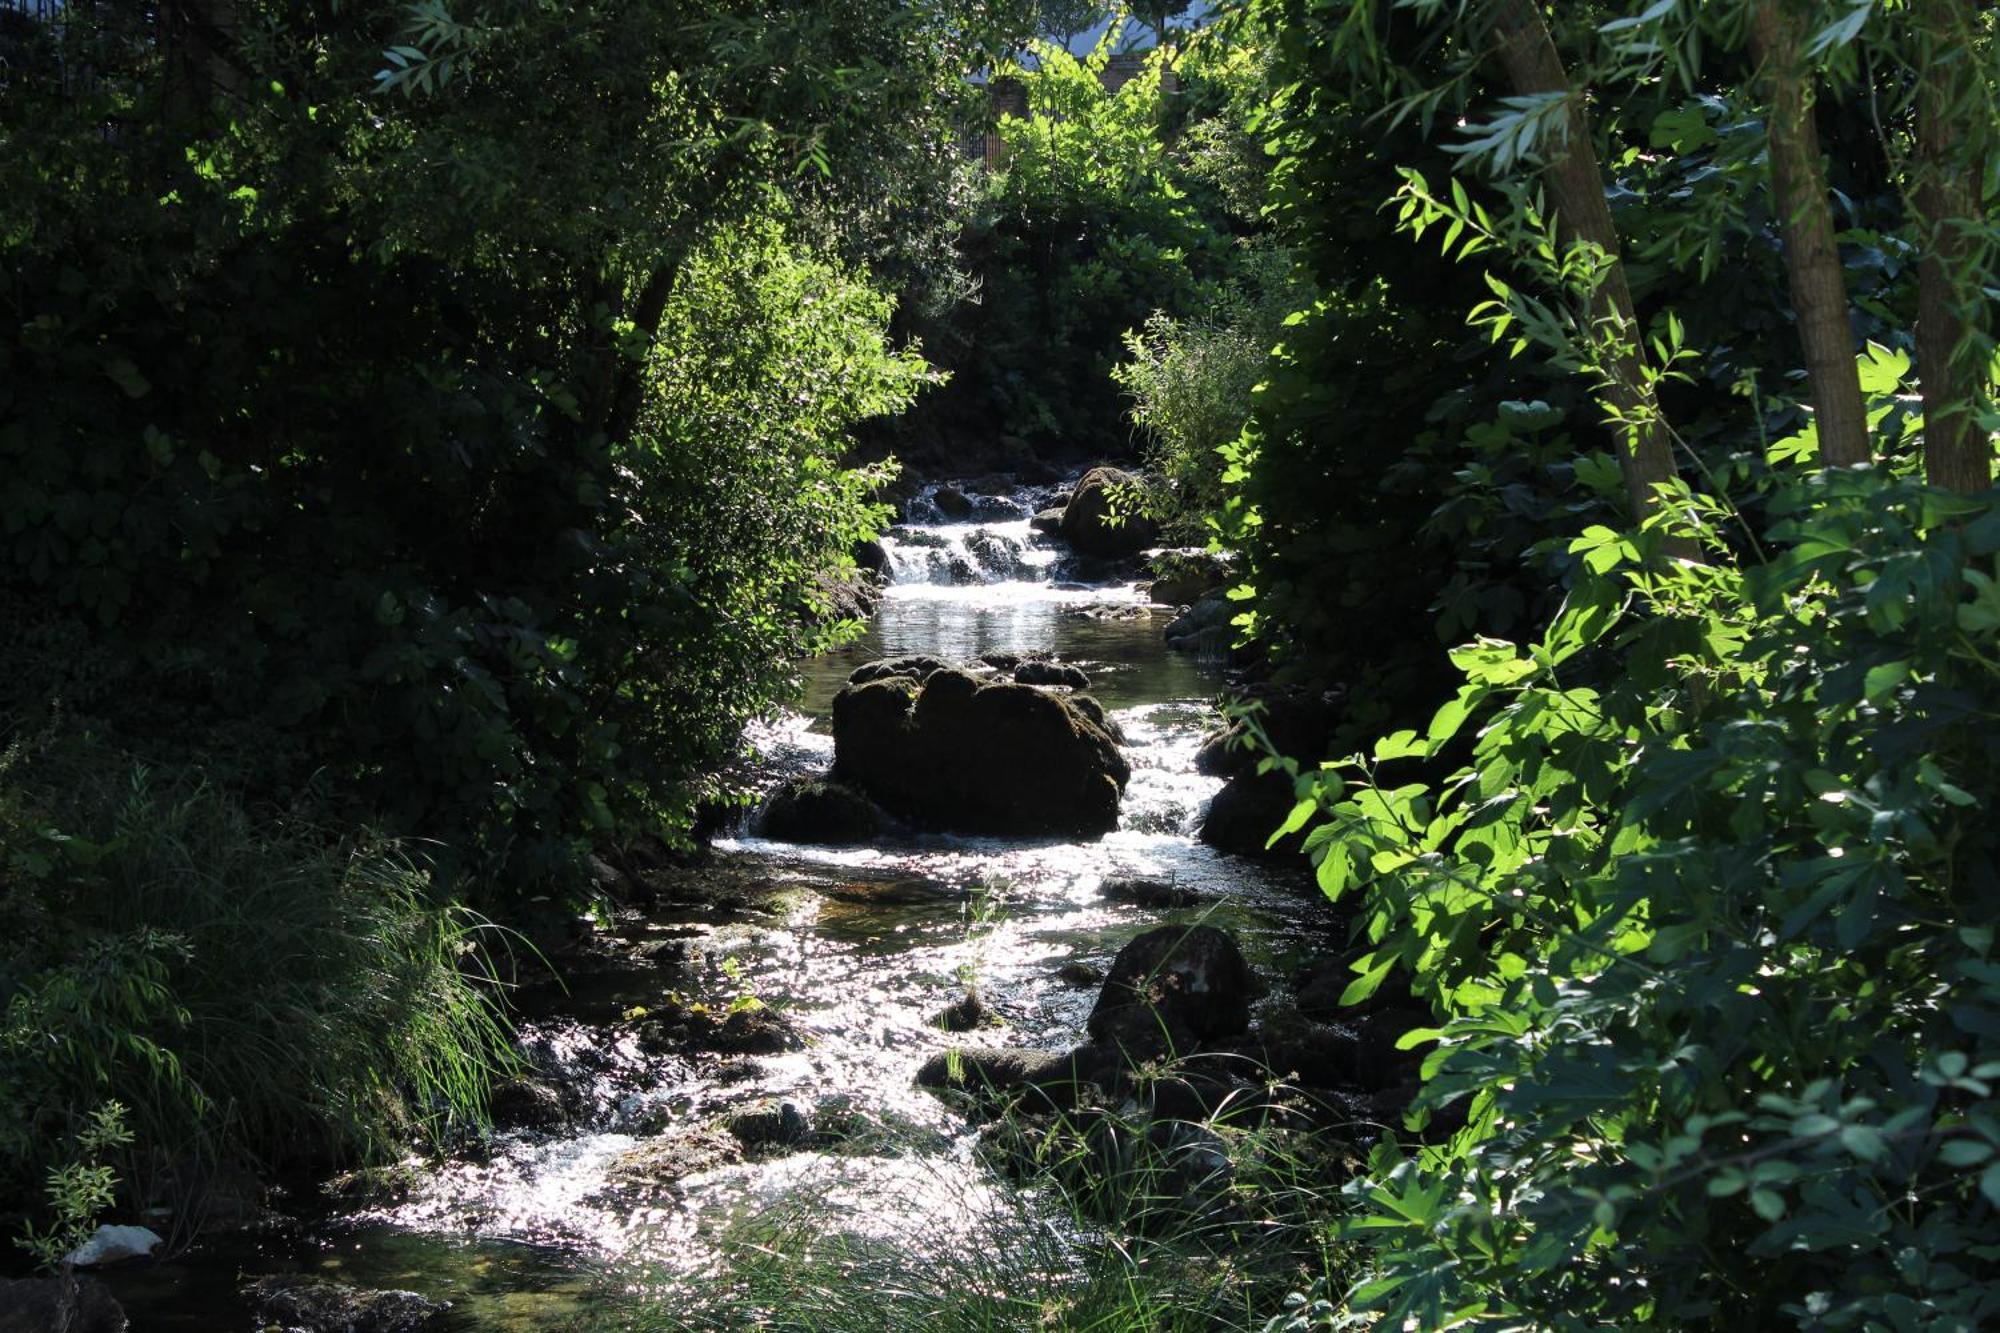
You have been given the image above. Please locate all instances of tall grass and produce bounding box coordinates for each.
[0,728,516,1234]
[629,1081,1350,1333]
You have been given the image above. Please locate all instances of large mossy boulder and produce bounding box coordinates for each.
[1059,467,1158,558]
[832,666,1129,837]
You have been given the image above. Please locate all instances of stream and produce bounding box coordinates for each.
[107,478,1333,1330]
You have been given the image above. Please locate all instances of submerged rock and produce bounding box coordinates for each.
[241,1276,448,1333]
[1099,875,1202,909]
[488,1076,569,1133]
[1013,659,1089,689]
[1059,467,1158,558]
[831,666,1129,837]
[0,1276,127,1333]
[724,1099,813,1153]
[1088,925,1257,1049]
[633,999,804,1057]
[606,1124,744,1192]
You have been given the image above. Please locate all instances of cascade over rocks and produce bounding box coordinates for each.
[1059,467,1158,558]
[831,664,1129,837]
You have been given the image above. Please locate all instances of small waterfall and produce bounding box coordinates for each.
[881,482,1065,588]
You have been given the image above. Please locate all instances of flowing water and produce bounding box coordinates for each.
[109,479,1332,1330]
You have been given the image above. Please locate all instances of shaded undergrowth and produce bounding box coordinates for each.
[0,719,518,1253]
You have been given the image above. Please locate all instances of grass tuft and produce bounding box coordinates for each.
[0,725,517,1241]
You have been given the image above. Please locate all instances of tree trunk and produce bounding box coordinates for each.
[603,259,683,449]
[1747,3,1871,468]
[1486,0,1679,522]
[162,0,242,125]
[1911,0,1991,494]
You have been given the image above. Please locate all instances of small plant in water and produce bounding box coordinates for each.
[15,1101,133,1271]
[956,873,1014,989]
[720,955,765,1015]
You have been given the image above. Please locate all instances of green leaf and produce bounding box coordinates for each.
[104,358,151,399]
[1939,1139,1992,1167]
[1862,659,1909,701]
[1374,729,1428,761]
[1267,796,1318,846]
[1340,954,1398,1007]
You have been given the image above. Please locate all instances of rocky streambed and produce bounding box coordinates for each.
[95,476,1412,1332]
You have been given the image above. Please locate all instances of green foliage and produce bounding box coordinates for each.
[0,734,516,1222]
[1223,5,2000,1328]
[1113,215,1298,541]
[14,1102,133,1272]
[920,28,1270,455]
[1291,475,2000,1328]
[0,1,980,894]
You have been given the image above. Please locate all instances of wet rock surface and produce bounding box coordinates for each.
[830,663,1130,837]
[754,777,889,845]
[1147,549,1231,607]
[241,1276,448,1333]
[0,1277,128,1333]
[1199,768,1307,859]
[1012,658,1090,689]
[1059,466,1158,558]
[1098,875,1202,909]
[632,999,804,1057]
[1089,924,1258,1046]
[1163,592,1234,656]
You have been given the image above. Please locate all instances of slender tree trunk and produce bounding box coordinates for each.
[1912,0,1991,494]
[602,260,683,448]
[162,0,241,125]
[1747,3,1871,467]
[1486,0,1679,522]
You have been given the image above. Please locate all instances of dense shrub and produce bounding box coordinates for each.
[1284,474,2000,1328]
[0,731,515,1228]
[907,30,1273,460]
